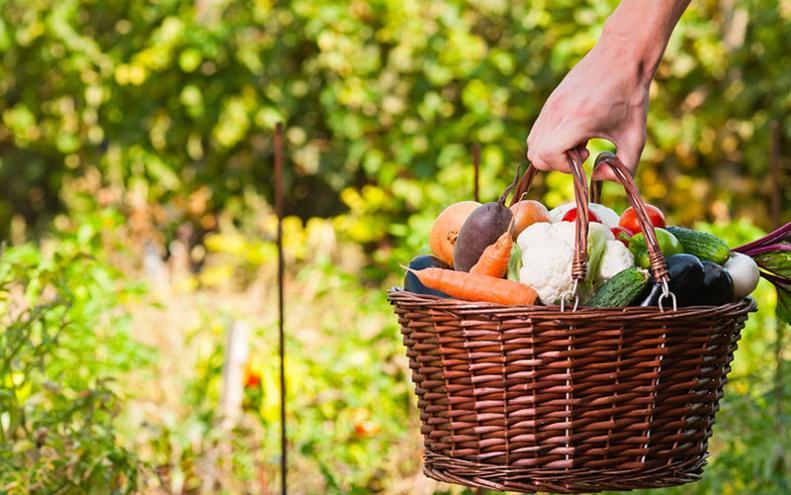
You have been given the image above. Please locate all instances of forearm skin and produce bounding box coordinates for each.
[599,0,692,86]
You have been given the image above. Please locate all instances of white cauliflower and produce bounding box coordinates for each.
[548,202,621,229]
[597,240,635,282]
[517,221,612,305]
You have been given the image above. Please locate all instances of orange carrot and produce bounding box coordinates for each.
[408,267,537,305]
[470,231,513,278]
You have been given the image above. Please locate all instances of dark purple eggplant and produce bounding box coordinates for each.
[404,255,450,297]
[688,261,735,306]
[638,254,705,307]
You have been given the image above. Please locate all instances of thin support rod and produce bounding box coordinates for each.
[274,122,287,495]
[472,143,481,202]
[770,120,781,225]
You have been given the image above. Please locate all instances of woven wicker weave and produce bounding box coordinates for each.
[389,152,756,493]
[390,291,754,492]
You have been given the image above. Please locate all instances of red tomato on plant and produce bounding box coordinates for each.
[243,362,261,388]
[618,205,666,233]
[244,373,261,388]
[610,226,633,246]
[562,208,600,223]
[354,421,381,436]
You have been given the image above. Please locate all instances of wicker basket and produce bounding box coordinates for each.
[388,152,756,493]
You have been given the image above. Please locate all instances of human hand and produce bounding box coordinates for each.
[526,0,691,180]
[526,42,649,181]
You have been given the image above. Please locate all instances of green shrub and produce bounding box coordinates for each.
[0,210,150,494]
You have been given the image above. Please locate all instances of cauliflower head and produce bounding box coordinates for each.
[517,221,612,305]
[597,240,635,282]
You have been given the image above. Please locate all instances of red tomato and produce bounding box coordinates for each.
[610,226,633,246]
[562,208,600,223]
[618,205,666,233]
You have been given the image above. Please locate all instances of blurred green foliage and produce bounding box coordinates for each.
[0,0,789,242]
[0,209,150,494]
[0,0,789,494]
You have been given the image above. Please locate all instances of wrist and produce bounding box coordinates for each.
[598,24,663,89]
[591,35,656,97]
[598,0,688,87]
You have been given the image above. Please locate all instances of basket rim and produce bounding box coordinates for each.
[388,287,757,317]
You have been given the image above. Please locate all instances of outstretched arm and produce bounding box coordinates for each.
[526,0,691,180]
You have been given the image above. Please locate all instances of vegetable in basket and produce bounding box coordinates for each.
[619,204,666,233]
[587,267,650,308]
[453,173,520,272]
[724,252,760,299]
[509,199,550,238]
[610,226,634,246]
[404,255,450,298]
[507,243,522,281]
[549,202,620,228]
[638,254,705,307]
[406,267,537,305]
[597,238,635,282]
[689,261,735,306]
[733,221,791,324]
[428,201,480,267]
[628,228,683,268]
[666,226,731,264]
[516,221,615,305]
[470,231,513,278]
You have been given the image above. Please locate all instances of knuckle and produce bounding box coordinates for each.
[526,149,538,163]
[537,150,556,163]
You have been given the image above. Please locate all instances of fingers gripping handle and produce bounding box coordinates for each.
[513,150,672,308]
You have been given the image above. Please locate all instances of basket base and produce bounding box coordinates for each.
[423,451,705,494]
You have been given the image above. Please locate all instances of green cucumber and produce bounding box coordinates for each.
[666,226,730,264]
[587,267,650,308]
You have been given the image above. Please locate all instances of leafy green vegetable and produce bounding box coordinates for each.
[507,242,522,281]
[582,221,612,301]
[755,250,791,279]
[735,223,791,325]
[775,278,791,325]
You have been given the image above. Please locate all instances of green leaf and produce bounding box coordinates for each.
[772,276,791,326]
[755,249,791,279]
[507,242,522,281]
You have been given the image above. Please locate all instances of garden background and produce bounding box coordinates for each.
[1,0,789,493]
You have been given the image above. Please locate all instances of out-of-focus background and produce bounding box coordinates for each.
[0,0,789,493]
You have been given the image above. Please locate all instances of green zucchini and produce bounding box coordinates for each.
[587,267,650,308]
[666,226,731,264]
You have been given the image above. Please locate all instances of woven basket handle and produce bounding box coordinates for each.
[510,150,591,285]
[510,151,671,290]
[592,152,670,283]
